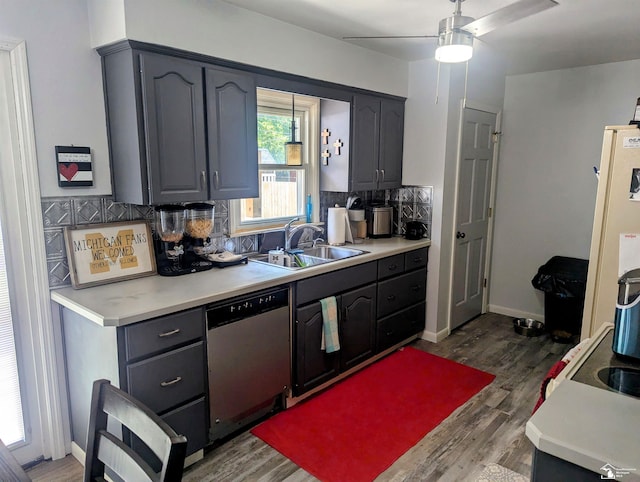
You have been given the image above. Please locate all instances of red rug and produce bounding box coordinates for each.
[251,346,495,482]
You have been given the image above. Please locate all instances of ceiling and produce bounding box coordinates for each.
[220,0,640,75]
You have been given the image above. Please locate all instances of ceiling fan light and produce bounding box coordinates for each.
[435,29,474,63]
[435,43,473,63]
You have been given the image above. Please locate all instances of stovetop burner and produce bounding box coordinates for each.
[571,330,640,400]
[597,366,640,398]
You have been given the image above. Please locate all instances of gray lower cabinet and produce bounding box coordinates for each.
[61,306,208,460]
[293,248,428,396]
[294,263,377,396]
[376,247,428,352]
[98,42,258,204]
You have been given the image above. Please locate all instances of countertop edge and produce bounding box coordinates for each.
[51,238,430,327]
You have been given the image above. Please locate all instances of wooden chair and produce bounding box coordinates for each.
[83,379,187,482]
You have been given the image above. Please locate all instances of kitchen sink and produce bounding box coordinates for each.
[300,246,367,260]
[249,245,367,270]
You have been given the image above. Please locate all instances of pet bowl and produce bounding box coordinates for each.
[513,318,545,337]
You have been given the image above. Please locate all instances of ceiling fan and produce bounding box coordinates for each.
[343,0,559,63]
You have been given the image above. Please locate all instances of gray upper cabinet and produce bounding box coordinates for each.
[141,53,209,204]
[206,67,259,200]
[99,44,258,204]
[378,98,404,189]
[350,94,404,191]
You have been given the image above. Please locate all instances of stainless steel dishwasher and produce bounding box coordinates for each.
[206,286,290,441]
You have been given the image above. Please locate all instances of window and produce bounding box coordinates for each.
[230,89,319,234]
[0,215,25,446]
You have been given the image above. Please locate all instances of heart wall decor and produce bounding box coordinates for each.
[55,145,93,187]
[59,163,78,181]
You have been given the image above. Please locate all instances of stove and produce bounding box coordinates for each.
[571,330,640,399]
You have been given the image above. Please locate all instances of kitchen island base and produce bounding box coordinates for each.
[532,448,600,481]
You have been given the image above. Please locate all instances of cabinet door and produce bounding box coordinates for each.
[294,302,340,396]
[340,284,376,371]
[206,67,259,200]
[350,94,380,191]
[140,53,208,203]
[378,99,404,189]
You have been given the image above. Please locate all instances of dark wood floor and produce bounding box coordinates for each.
[28,313,566,481]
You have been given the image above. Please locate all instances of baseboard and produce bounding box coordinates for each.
[70,441,84,466]
[488,304,544,322]
[420,327,450,343]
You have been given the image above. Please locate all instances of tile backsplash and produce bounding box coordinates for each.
[43,186,431,288]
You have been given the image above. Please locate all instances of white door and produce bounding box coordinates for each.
[0,49,44,463]
[451,108,497,330]
[0,44,67,464]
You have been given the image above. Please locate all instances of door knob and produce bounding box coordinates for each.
[456,231,466,239]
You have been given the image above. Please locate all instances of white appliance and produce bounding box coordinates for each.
[582,125,640,338]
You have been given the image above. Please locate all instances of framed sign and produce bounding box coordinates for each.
[64,221,156,289]
[56,145,93,187]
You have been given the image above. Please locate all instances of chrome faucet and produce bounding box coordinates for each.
[284,217,324,250]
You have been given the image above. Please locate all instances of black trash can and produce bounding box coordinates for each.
[531,256,589,342]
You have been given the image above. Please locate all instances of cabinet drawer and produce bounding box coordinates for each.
[404,247,428,271]
[296,261,377,306]
[131,397,208,469]
[377,270,426,318]
[377,254,404,280]
[377,302,426,352]
[122,308,204,361]
[127,341,205,413]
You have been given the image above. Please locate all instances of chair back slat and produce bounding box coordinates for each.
[102,386,173,461]
[83,379,187,482]
[95,431,155,482]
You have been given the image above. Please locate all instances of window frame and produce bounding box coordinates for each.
[229,89,319,235]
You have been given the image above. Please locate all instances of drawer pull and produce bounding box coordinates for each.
[388,264,398,271]
[411,285,421,292]
[413,257,423,263]
[160,376,182,387]
[385,330,395,336]
[387,295,396,301]
[158,328,181,338]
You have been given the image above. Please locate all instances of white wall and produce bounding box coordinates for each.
[0,0,111,197]
[489,59,640,320]
[404,42,506,338]
[93,0,409,98]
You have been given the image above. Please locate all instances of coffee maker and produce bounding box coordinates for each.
[612,268,640,360]
[154,204,214,276]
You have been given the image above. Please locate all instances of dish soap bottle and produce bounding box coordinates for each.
[306,194,313,222]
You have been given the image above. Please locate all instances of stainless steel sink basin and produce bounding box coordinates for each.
[301,246,367,260]
[249,245,367,270]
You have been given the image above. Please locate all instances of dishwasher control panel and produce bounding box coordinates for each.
[206,286,289,328]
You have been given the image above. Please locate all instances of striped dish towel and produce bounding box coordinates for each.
[320,296,340,353]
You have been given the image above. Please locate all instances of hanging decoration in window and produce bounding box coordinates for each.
[285,94,303,166]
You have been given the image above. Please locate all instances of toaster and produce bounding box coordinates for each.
[365,206,393,238]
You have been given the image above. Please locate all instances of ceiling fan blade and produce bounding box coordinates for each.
[342,35,438,40]
[462,0,558,37]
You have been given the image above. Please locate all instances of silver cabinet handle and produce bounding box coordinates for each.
[200,170,206,190]
[213,170,219,190]
[375,169,379,182]
[380,169,385,182]
[160,376,182,387]
[158,328,180,338]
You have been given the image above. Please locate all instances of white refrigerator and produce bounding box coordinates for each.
[582,125,640,338]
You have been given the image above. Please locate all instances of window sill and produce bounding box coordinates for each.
[230,221,324,238]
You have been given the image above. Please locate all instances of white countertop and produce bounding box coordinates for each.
[526,324,640,479]
[51,237,430,327]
